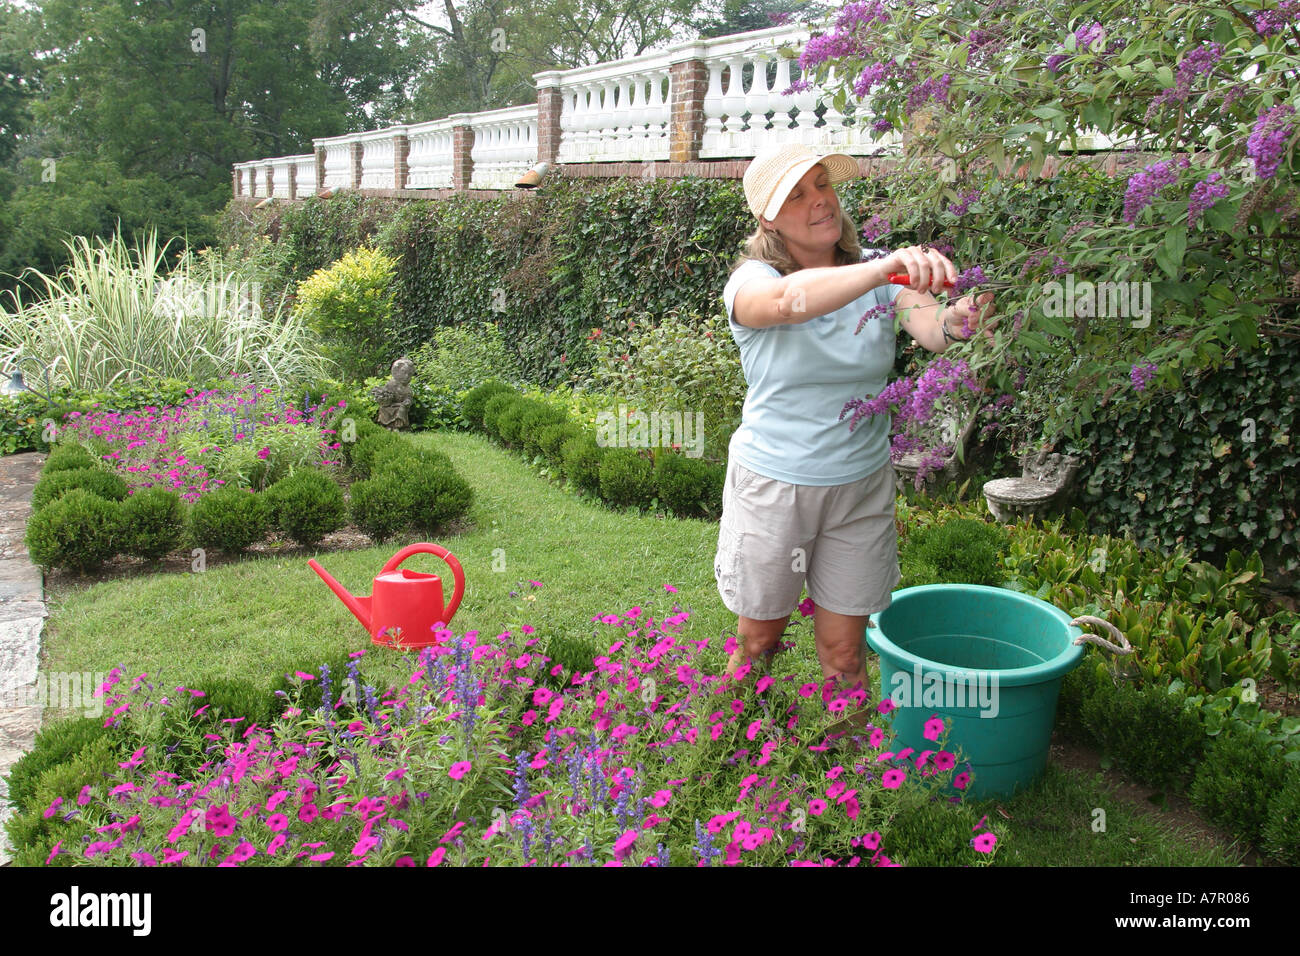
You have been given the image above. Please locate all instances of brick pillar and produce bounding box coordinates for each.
[349,141,363,189]
[288,164,297,200]
[535,72,563,167]
[315,147,326,194]
[451,115,474,191]
[394,133,409,189]
[263,164,273,199]
[669,53,708,163]
[233,167,241,198]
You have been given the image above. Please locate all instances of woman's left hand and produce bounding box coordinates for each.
[947,291,998,345]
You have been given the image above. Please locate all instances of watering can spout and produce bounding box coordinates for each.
[307,559,372,633]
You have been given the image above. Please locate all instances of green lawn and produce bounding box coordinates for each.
[37,429,1252,866]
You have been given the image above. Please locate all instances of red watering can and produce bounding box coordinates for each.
[308,543,465,649]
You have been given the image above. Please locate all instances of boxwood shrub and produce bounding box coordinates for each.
[482,392,523,438]
[31,467,129,512]
[599,447,655,508]
[186,485,270,554]
[1189,724,1292,846]
[654,452,721,518]
[120,487,185,561]
[263,469,347,548]
[42,442,97,474]
[25,489,124,573]
[518,404,568,460]
[561,432,606,496]
[538,423,583,469]
[463,380,516,430]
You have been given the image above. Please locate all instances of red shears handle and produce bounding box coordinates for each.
[888,273,954,288]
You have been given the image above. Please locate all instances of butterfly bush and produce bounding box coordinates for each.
[782,0,1300,443]
[36,588,994,867]
[55,374,346,500]
[841,357,982,488]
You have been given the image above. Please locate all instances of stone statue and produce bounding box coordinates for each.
[372,356,415,430]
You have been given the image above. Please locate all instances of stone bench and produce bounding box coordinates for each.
[982,450,1083,523]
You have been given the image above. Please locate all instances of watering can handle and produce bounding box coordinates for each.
[382,543,466,624]
[1069,615,1133,655]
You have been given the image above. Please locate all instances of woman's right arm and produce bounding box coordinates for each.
[731,246,956,329]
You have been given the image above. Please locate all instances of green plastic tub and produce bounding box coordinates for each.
[865,584,1087,801]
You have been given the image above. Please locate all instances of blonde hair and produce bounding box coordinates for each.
[728,205,863,278]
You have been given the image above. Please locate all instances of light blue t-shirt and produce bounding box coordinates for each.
[721,249,902,485]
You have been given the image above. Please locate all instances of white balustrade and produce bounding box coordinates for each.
[469,106,538,188]
[238,16,1193,196]
[294,154,317,195]
[357,127,406,189]
[695,25,901,159]
[268,156,298,198]
[233,162,256,197]
[314,134,356,190]
[549,53,673,165]
[405,119,456,189]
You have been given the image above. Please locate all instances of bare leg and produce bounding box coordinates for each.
[725,613,792,677]
[813,605,872,723]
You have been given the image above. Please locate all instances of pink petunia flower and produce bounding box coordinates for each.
[972,832,997,853]
[449,760,472,780]
[808,799,828,816]
[923,716,945,741]
[882,768,906,789]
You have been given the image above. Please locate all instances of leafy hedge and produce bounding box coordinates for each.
[1074,341,1299,577]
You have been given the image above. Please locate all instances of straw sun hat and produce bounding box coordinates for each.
[743,143,861,222]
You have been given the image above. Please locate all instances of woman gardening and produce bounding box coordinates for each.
[716,142,997,707]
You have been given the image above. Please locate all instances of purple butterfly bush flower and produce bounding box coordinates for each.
[1254,1,1300,36]
[947,188,980,217]
[906,74,951,113]
[1130,362,1158,392]
[1188,173,1230,224]
[861,214,891,243]
[837,0,891,31]
[1074,22,1104,50]
[854,62,891,97]
[871,117,894,133]
[1122,156,1189,224]
[953,265,985,294]
[855,301,896,334]
[1246,104,1297,180]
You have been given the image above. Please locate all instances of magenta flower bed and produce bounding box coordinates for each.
[56,377,346,500]
[36,586,1000,867]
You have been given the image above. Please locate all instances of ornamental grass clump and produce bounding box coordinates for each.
[13,587,1001,867]
[0,230,328,391]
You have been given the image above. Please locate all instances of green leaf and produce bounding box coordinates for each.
[1152,280,1197,307]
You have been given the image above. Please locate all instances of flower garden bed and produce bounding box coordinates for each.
[25,378,477,581]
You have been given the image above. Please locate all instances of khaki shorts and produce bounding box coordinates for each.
[713,458,901,619]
